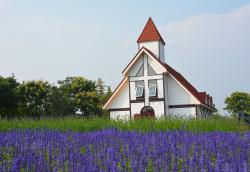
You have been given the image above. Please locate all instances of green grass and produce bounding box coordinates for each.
[0,116,249,132]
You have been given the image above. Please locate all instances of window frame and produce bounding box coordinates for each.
[148,84,157,97]
[135,85,144,98]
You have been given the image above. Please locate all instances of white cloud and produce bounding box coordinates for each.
[162,4,250,113]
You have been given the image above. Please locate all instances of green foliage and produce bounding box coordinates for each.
[46,86,73,117]
[18,80,52,118]
[58,76,96,96]
[75,92,102,117]
[0,75,112,118]
[0,75,19,118]
[58,76,102,116]
[105,86,112,103]
[0,116,248,132]
[224,91,250,117]
[96,78,105,98]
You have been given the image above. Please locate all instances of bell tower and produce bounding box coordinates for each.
[137,17,166,63]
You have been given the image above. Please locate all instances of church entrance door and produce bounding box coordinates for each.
[140,106,155,118]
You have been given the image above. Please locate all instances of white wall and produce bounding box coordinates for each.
[150,101,165,119]
[110,111,130,120]
[107,80,130,109]
[166,75,199,105]
[169,107,196,118]
[130,81,136,100]
[157,79,164,98]
[131,102,144,118]
[139,41,159,58]
[196,106,202,118]
[163,74,169,115]
[159,41,165,63]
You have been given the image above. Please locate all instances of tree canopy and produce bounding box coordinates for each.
[224,91,250,117]
[0,75,19,118]
[0,75,112,118]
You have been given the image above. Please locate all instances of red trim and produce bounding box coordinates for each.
[137,17,165,45]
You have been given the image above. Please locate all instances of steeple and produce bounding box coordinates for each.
[137,17,165,45]
[137,17,166,63]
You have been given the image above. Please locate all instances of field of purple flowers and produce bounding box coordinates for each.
[0,129,249,172]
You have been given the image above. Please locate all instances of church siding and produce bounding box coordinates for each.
[110,111,130,120]
[139,41,159,58]
[107,81,130,109]
[129,81,136,100]
[169,107,196,118]
[166,75,199,105]
[150,101,165,119]
[163,74,169,115]
[196,106,202,118]
[159,41,165,62]
[156,79,164,98]
[131,102,144,118]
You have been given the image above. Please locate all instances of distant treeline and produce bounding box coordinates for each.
[0,75,112,118]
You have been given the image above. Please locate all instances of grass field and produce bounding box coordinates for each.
[0,116,249,171]
[0,116,249,132]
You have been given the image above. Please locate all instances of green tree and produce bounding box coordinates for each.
[96,78,105,96]
[58,77,96,95]
[96,78,109,106]
[224,91,250,117]
[104,86,112,103]
[58,76,99,116]
[75,92,102,117]
[46,86,73,117]
[18,80,52,118]
[0,75,19,118]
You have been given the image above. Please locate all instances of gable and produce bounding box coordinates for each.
[122,47,166,76]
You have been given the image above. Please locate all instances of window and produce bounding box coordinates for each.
[148,80,157,97]
[136,85,144,97]
[149,85,156,97]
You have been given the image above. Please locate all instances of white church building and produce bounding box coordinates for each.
[104,18,216,120]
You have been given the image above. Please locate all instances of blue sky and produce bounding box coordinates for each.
[1,0,250,114]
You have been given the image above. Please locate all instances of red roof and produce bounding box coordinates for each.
[137,17,165,45]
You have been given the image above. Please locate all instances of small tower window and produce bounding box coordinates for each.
[136,85,144,97]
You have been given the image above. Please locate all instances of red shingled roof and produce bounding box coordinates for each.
[137,17,165,45]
